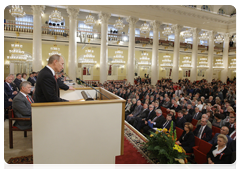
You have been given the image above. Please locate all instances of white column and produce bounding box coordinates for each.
[221,33,230,83]
[190,28,201,82]
[172,24,182,83]
[206,31,214,82]
[10,63,14,74]
[99,12,111,84]
[31,5,45,72]
[67,7,79,80]
[150,20,161,85]
[126,16,138,85]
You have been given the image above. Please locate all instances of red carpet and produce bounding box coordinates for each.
[4,137,153,169]
[115,137,149,164]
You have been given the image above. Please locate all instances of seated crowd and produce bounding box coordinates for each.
[101,78,236,164]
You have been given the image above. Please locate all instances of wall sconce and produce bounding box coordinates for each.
[179,67,182,71]
[96,64,100,69]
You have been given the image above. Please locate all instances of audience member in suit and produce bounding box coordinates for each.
[175,110,186,130]
[212,113,224,128]
[192,107,202,120]
[169,109,176,123]
[132,103,149,130]
[223,113,236,134]
[193,118,212,142]
[208,126,232,147]
[125,98,137,119]
[182,109,192,123]
[154,102,160,111]
[176,122,195,153]
[8,74,18,91]
[207,134,232,164]
[229,139,236,164]
[162,97,171,108]
[32,72,37,81]
[13,73,22,91]
[201,105,212,115]
[125,98,132,113]
[12,81,33,130]
[196,114,212,129]
[145,105,156,121]
[143,109,166,135]
[4,76,18,105]
[167,102,181,113]
[126,100,142,124]
[229,122,236,140]
[160,114,175,130]
[33,55,69,103]
[27,73,36,86]
[186,104,194,116]
[4,90,13,109]
[191,101,196,110]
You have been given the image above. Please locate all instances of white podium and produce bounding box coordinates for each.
[31,87,125,164]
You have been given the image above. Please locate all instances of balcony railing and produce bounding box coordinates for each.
[4,20,33,33]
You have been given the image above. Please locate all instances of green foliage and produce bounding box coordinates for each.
[142,121,188,164]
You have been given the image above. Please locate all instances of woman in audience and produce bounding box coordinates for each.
[176,122,195,153]
[196,100,203,111]
[175,96,180,105]
[125,98,137,119]
[215,97,222,105]
[169,109,176,122]
[207,134,232,164]
[223,112,236,125]
[212,113,224,128]
[206,111,214,123]
[21,73,27,81]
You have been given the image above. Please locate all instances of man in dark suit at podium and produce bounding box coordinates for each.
[33,55,69,103]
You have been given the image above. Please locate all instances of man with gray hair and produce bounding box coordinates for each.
[12,81,33,130]
[193,117,212,142]
[196,114,212,129]
[34,55,69,102]
[142,109,166,135]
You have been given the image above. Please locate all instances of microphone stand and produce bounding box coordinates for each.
[79,79,110,100]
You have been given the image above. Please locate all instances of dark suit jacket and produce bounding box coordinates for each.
[13,78,22,91]
[136,108,149,119]
[170,105,181,112]
[184,113,193,123]
[27,77,36,86]
[224,122,235,135]
[179,131,195,153]
[146,110,156,121]
[33,66,68,102]
[57,78,69,90]
[162,101,171,108]
[207,144,232,164]
[161,120,175,130]
[152,115,166,128]
[193,125,212,142]
[12,92,32,130]
[175,117,186,130]
[208,133,232,147]
[4,82,15,99]
[192,112,202,120]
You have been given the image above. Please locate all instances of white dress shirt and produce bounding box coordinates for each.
[212,145,227,157]
[46,65,55,76]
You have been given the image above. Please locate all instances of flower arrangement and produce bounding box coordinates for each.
[142,121,188,164]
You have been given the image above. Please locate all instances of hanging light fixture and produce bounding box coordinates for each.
[229,58,236,69]
[49,8,63,23]
[84,47,95,58]
[139,51,150,60]
[9,5,26,18]
[232,35,236,43]
[180,56,192,68]
[213,58,224,70]
[113,17,125,31]
[114,49,124,59]
[197,57,209,69]
[181,28,192,39]
[49,44,61,56]
[84,13,96,26]
[140,21,151,34]
[214,34,224,44]
[162,25,173,37]
[138,51,151,66]
[199,31,209,41]
[7,41,26,61]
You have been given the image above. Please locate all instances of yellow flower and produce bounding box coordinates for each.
[163,128,168,133]
[150,134,154,137]
[174,158,185,164]
[157,128,163,131]
[155,131,159,134]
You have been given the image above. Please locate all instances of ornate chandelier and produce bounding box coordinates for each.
[229,58,236,69]
[232,35,236,43]
[199,32,209,41]
[114,49,124,59]
[84,13,96,26]
[180,56,192,68]
[113,17,125,31]
[198,57,208,69]
[49,44,61,56]
[181,29,192,39]
[49,8,63,23]
[161,54,173,67]
[138,51,151,66]
[214,34,224,44]
[162,25,173,37]
[9,5,26,18]
[139,51,150,60]
[7,41,26,61]
[140,22,151,34]
[84,48,95,58]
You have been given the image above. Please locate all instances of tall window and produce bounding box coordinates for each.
[135,28,140,37]
[15,14,33,28]
[218,8,225,15]
[201,5,210,11]
[78,21,93,31]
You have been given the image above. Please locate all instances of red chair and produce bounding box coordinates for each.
[162,112,167,119]
[160,106,167,114]
[8,109,31,148]
[212,126,221,135]
[175,127,184,140]
[193,139,212,164]
[192,125,196,132]
[175,112,178,119]
[191,119,198,126]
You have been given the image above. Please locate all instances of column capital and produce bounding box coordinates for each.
[126,16,138,26]
[98,12,111,23]
[172,24,183,35]
[224,32,231,38]
[67,7,79,19]
[31,5,45,15]
[150,20,162,30]
[191,27,201,37]
[208,30,217,40]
